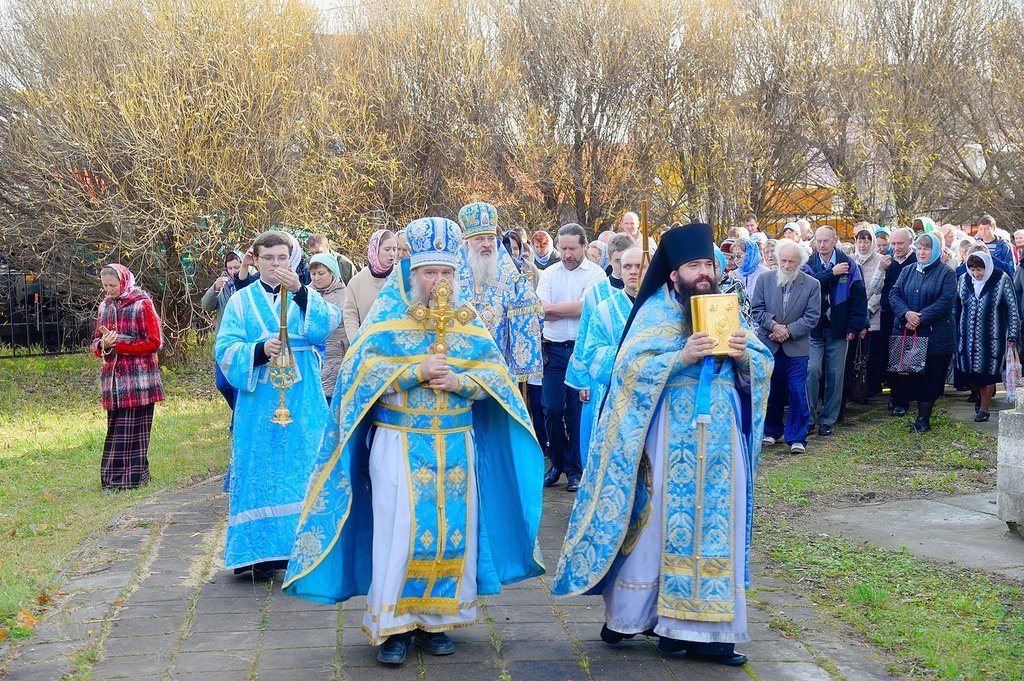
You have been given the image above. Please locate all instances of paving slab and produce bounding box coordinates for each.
[807,496,1024,580]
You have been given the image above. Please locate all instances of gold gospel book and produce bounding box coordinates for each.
[690,293,741,356]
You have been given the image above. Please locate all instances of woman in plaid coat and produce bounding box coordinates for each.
[92,264,164,489]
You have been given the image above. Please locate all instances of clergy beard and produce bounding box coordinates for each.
[775,268,799,287]
[673,276,719,324]
[410,275,460,306]
[467,249,498,284]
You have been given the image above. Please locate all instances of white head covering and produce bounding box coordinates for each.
[287,233,303,272]
[967,249,994,298]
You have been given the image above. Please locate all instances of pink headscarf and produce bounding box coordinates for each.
[104,263,137,300]
[368,229,395,277]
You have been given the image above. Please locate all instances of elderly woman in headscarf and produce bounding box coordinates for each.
[762,239,779,270]
[714,245,754,328]
[586,240,607,267]
[729,236,770,292]
[343,229,398,345]
[889,232,957,433]
[308,253,348,401]
[847,224,884,401]
[92,264,164,490]
[955,249,1019,422]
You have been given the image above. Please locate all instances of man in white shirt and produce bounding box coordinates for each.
[537,223,607,492]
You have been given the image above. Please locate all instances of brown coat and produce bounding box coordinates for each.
[316,278,349,398]
[342,267,388,344]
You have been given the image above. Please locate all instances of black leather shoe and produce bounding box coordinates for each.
[892,406,908,417]
[543,468,562,487]
[687,642,748,667]
[600,624,635,645]
[910,416,931,433]
[377,633,412,665]
[817,424,833,436]
[657,636,687,657]
[413,630,456,656]
[566,478,580,493]
[975,411,990,422]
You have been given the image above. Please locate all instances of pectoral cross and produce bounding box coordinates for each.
[407,278,477,355]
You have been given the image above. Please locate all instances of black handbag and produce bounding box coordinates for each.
[849,338,870,403]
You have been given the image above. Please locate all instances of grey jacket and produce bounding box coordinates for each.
[750,270,822,357]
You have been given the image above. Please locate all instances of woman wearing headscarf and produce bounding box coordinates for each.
[234,232,310,290]
[502,229,540,290]
[201,250,244,413]
[343,229,397,345]
[92,264,164,490]
[955,250,1019,422]
[714,245,754,328]
[850,224,883,399]
[762,239,779,270]
[730,237,770,293]
[308,253,349,402]
[889,233,957,432]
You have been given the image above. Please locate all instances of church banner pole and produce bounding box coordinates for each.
[640,199,651,269]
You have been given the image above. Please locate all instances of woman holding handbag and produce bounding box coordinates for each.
[889,233,957,433]
[954,250,1019,422]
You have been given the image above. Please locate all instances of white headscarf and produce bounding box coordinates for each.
[287,233,303,272]
[968,249,994,298]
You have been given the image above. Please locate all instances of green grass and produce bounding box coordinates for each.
[760,405,993,507]
[763,523,1024,680]
[0,354,230,640]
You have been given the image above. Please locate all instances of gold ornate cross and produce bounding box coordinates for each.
[407,278,477,355]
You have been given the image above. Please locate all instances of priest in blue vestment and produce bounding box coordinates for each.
[456,202,542,380]
[565,233,636,469]
[552,224,773,667]
[283,217,544,666]
[215,230,342,577]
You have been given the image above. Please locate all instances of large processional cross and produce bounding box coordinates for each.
[407,278,477,355]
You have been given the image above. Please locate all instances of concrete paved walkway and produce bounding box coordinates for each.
[4,479,896,681]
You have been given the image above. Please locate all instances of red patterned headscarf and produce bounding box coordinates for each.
[104,263,137,300]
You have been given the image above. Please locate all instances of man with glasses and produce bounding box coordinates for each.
[215,230,341,579]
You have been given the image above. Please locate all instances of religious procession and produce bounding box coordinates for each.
[5,1,1024,679]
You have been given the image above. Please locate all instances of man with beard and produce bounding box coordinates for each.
[552,224,773,667]
[869,227,916,415]
[538,224,607,492]
[457,202,543,380]
[283,217,544,665]
[751,239,821,453]
[565,233,635,470]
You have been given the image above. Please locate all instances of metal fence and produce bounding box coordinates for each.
[0,265,94,357]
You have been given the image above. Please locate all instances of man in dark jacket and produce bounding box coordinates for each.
[976,214,1015,279]
[802,226,868,436]
[871,228,917,414]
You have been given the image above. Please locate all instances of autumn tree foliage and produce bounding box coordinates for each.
[1,0,1023,355]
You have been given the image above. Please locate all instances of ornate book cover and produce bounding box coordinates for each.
[690,293,741,356]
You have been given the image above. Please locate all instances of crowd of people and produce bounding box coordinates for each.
[86,206,1021,670]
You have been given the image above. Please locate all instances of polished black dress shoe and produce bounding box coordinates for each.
[543,468,562,487]
[910,416,931,433]
[377,633,413,664]
[413,630,455,656]
[566,478,580,493]
[892,406,908,417]
[974,411,990,422]
[817,424,833,436]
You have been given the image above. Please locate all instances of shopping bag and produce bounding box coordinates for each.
[887,329,927,375]
[1005,345,1021,402]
